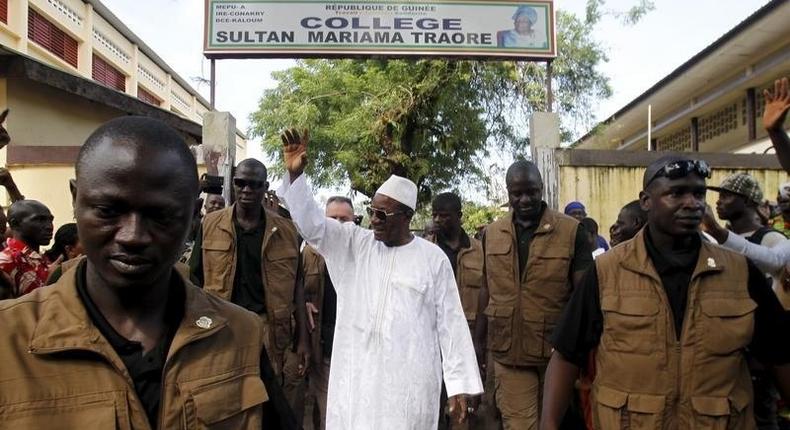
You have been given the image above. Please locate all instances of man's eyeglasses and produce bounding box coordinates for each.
[646,160,711,186]
[366,206,407,221]
[233,178,266,190]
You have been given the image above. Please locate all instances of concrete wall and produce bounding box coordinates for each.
[8,165,75,232]
[556,149,788,241]
[7,79,120,146]
[560,165,788,240]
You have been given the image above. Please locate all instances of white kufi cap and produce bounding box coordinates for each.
[376,175,418,210]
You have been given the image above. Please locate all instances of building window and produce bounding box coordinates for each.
[0,0,8,24]
[27,9,78,67]
[138,86,161,106]
[92,54,126,92]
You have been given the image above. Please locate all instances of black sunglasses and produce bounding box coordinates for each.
[646,160,711,186]
[366,206,407,221]
[233,178,266,190]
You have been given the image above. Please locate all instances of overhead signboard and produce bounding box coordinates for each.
[204,0,556,60]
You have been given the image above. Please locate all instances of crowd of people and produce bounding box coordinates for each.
[0,78,788,430]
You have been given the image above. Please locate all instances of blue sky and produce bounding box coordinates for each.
[102,0,772,162]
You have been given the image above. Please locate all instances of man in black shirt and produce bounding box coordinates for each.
[190,158,310,424]
[0,117,296,429]
[541,155,790,430]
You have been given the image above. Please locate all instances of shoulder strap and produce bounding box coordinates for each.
[746,227,784,244]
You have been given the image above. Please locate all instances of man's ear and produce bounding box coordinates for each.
[639,190,651,213]
[69,179,77,208]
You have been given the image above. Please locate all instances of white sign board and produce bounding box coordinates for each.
[204,0,556,60]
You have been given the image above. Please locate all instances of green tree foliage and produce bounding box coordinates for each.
[250,3,649,206]
[462,202,504,236]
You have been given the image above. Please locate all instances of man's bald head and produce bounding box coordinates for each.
[506,160,542,186]
[236,158,267,182]
[76,116,199,194]
[8,200,50,227]
[7,199,53,247]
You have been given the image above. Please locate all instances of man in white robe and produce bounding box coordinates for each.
[276,129,483,429]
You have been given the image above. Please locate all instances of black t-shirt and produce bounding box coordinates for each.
[320,269,337,358]
[76,262,184,428]
[551,227,790,368]
[513,205,594,277]
[230,214,267,314]
[436,230,472,275]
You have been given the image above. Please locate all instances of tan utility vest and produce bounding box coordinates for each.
[303,245,327,364]
[200,204,300,351]
[430,234,484,330]
[592,229,756,430]
[484,209,578,366]
[0,263,269,429]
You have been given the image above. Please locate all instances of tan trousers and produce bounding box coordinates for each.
[308,358,331,430]
[261,316,307,427]
[440,352,500,430]
[494,362,545,430]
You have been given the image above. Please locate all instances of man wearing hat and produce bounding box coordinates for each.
[276,129,482,429]
[564,201,610,252]
[771,182,790,237]
[541,156,790,430]
[707,173,788,429]
[710,173,786,248]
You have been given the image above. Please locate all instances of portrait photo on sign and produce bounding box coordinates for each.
[497,4,548,49]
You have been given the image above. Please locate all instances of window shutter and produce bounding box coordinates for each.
[27,9,78,67]
[0,0,8,24]
[92,54,126,92]
[137,86,161,106]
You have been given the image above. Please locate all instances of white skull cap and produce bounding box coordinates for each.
[375,175,418,210]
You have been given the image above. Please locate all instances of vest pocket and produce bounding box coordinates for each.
[0,392,128,429]
[533,249,571,282]
[600,296,659,355]
[594,385,664,429]
[699,298,756,356]
[523,311,561,359]
[484,305,514,352]
[689,394,751,430]
[461,268,482,323]
[188,373,268,429]
[271,307,294,351]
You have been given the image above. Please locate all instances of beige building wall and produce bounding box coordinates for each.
[560,165,789,241]
[9,165,75,231]
[6,80,119,147]
[1,0,215,125]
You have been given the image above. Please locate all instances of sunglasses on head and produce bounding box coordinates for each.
[233,178,266,190]
[647,160,711,186]
[366,206,408,221]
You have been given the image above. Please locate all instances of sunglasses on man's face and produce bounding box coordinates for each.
[647,160,711,186]
[233,178,266,190]
[366,206,407,221]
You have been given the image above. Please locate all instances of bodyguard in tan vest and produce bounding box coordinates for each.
[189,159,310,422]
[430,192,489,429]
[0,117,296,429]
[541,156,790,430]
[474,160,593,430]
